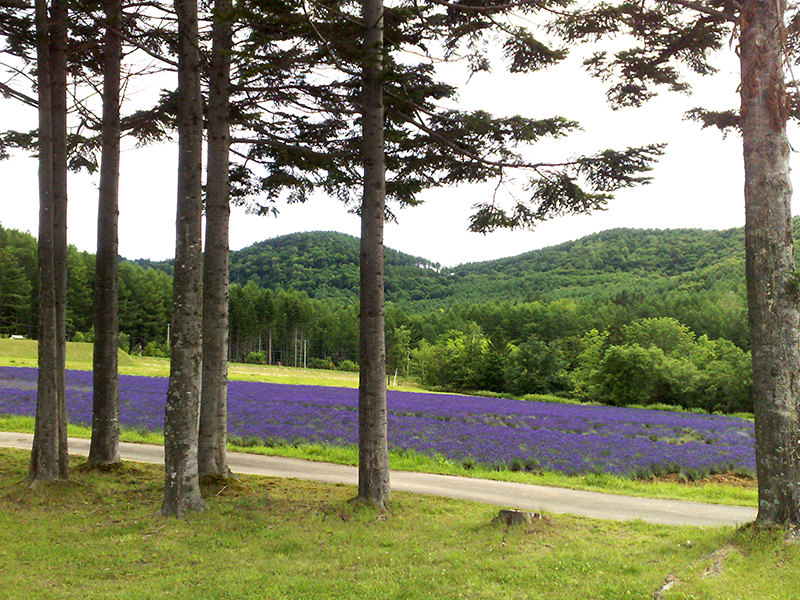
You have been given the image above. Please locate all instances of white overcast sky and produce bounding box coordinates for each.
[0,44,778,268]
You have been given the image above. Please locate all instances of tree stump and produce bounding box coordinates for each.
[494,509,541,526]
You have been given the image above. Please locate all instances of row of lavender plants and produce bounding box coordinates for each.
[0,366,756,478]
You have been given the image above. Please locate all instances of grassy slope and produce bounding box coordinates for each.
[0,339,390,389]
[0,447,794,600]
[0,339,137,368]
[0,340,758,507]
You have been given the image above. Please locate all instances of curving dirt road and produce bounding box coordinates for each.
[0,431,756,527]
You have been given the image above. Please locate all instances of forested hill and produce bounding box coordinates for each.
[444,226,748,305]
[226,231,445,303]
[203,226,751,309]
[456,227,745,279]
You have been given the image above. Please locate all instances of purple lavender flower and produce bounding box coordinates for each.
[0,366,756,477]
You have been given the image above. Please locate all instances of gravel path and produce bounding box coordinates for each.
[0,431,757,527]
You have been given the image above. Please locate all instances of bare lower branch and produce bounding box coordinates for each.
[0,81,38,107]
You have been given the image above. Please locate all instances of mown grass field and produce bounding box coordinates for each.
[0,447,795,600]
[0,338,424,389]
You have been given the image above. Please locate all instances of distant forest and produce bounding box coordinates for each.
[1,220,776,413]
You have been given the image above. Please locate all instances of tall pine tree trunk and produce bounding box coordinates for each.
[30,0,64,485]
[88,0,122,466]
[199,0,233,481]
[740,0,800,527]
[50,0,69,479]
[162,0,205,517]
[357,0,390,506]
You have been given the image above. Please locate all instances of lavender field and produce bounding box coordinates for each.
[0,366,755,478]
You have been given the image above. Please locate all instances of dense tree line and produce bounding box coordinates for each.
[127,225,755,346]
[0,224,173,351]
[409,316,751,413]
[0,223,754,413]
[0,226,36,335]
[0,224,752,347]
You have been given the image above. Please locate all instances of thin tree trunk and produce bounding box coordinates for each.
[50,0,69,480]
[199,0,233,481]
[740,0,800,527]
[162,0,205,517]
[88,0,122,466]
[357,0,390,506]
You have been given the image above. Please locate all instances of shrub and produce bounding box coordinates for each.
[118,332,131,354]
[522,393,582,405]
[143,340,169,358]
[246,351,266,365]
[307,357,334,370]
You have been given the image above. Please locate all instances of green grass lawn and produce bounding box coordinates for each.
[0,448,793,600]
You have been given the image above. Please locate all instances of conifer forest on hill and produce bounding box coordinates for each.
[0,220,762,413]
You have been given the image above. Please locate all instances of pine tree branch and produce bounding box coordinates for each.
[70,1,180,68]
[232,136,347,153]
[301,0,361,77]
[424,0,544,14]
[663,0,738,22]
[387,104,573,172]
[0,81,38,108]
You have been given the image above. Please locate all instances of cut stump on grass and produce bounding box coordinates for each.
[494,509,541,526]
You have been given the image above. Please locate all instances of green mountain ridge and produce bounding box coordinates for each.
[440,226,748,305]
[5,218,755,320]
[453,226,745,277]
[187,224,751,310]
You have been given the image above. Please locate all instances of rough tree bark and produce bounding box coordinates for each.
[199,0,233,481]
[29,0,69,484]
[357,0,390,506]
[740,0,800,527]
[88,0,122,466]
[50,0,69,479]
[30,0,61,484]
[162,0,205,516]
